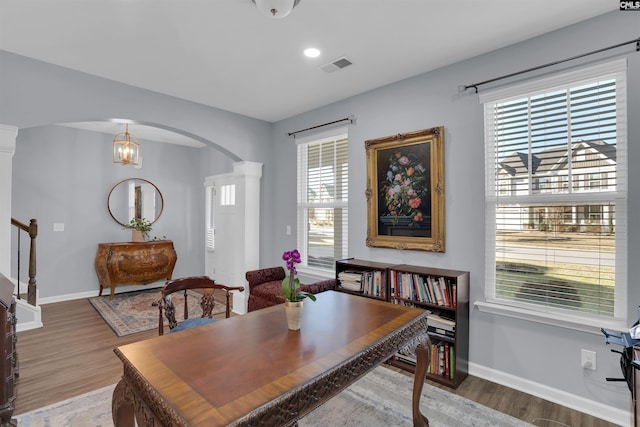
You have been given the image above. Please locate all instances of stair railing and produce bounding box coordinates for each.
[10,218,37,305]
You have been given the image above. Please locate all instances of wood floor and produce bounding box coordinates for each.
[14,296,619,426]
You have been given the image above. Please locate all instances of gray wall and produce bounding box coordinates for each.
[2,9,637,419]
[266,11,638,416]
[10,125,235,298]
[1,48,273,299]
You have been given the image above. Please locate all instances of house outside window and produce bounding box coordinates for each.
[296,128,348,272]
[589,173,602,190]
[482,59,627,327]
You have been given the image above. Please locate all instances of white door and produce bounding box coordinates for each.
[204,162,263,314]
[205,176,237,287]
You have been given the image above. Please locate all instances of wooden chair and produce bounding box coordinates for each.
[158,276,244,335]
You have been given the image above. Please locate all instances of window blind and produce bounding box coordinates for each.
[483,59,627,322]
[297,131,349,271]
[205,186,215,250]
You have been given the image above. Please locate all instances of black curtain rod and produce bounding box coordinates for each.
[463,37,640,93]
[288,116,355,137]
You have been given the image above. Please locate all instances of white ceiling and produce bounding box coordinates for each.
[0,0,617,143]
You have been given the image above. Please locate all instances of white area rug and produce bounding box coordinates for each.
[15,366,533,426]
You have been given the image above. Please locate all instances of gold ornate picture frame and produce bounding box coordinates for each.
[365,126,445,252]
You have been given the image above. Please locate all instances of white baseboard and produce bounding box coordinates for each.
[38,284,164,305]
[469,362,632,427]
[14,288,43,332]
[16,319,43,332]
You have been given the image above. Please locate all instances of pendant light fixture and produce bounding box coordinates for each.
[252,0,301,19]
[113,124,140,166]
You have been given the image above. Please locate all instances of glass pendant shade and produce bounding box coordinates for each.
[252,0,300,18]
[113,124,140,166]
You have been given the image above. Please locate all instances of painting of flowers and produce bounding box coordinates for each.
[365,127,445,252]
[378,145,431,236]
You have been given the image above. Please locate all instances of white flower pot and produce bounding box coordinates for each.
[284,300,304,331]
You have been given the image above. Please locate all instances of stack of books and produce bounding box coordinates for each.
[338,271,363,292]
[427,312,455,339]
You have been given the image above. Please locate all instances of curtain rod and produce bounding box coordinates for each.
[462,37,640,93]
[288,115,355,137]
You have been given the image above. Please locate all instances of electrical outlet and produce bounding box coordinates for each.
[581,349,596,370]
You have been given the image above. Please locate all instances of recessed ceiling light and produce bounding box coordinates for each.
[304,48,321,58]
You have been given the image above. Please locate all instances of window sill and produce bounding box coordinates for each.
[297,266,334,282]
[474,300,628,335]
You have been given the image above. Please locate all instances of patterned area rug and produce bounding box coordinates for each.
[14,366,535,426]
[88,288,225,337]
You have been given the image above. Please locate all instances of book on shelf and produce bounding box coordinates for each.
[449,344,455,379]
[428,341,454,378]
[413,274,428,303]
[438,277,450,306]
[394,353,417,366]
[373,270,382,297]
[339,269,385,296]
[451,282,457,308]
[388,271,459,311]
[444,342,450,378]
[390,271,396,297]
[427,313,455,330]
[338,270,363,292]
[411,274,457,308]
[427,326,455,339]
[430,276,444,305]
[438,343,446,375]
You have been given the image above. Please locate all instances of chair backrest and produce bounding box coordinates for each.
[158,276,244,335]
[245,267,286,289]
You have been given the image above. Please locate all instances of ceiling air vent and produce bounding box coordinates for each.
[320,57,353,73]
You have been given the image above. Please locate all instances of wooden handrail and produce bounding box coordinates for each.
[10,218,38,305]
[10,218,28,231]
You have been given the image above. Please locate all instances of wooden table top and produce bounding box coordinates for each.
[114,290,428,426]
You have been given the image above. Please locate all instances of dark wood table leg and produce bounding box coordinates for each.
[112,379,135,427]
[412,343,430,427]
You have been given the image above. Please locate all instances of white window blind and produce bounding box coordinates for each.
[482,59,627,323]
[205,186,215,251]
[296,128,349,271]
[220,184,236,206]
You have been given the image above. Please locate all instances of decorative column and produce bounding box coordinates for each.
[0,125,17,277]
[232,161,263,314]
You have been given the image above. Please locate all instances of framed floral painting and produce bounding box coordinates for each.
[365,126,445,252]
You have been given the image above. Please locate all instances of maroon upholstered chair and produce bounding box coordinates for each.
[157,276,244,335]
[246,267,336,312]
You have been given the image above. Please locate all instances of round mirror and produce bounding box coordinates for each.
[107,178,164,227]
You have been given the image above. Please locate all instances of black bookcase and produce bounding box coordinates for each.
[334,259,469,389]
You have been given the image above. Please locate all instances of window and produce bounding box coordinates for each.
[205,184,236,251]
[482,59,627,325]
[296,128,348,271]
[220,184,236,206]
[205,186,215,251]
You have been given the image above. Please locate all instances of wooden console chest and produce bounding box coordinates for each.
[95,241,177,297]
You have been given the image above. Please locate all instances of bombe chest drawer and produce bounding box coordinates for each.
[95,240,177,297]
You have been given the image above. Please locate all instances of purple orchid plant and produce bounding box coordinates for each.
[281,249,317,302]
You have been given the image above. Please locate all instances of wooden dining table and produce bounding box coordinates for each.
[112,290,431,426]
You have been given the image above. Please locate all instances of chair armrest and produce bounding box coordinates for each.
[301,279,337,294]
[218,285,245,293]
